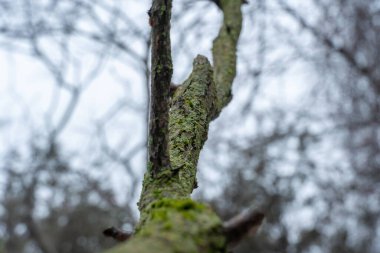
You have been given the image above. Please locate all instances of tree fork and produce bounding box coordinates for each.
[104,0,252,252]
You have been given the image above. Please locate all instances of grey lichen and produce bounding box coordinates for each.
[168,55,217,189]
[213,0,243,113]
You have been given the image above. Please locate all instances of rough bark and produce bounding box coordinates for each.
[148,0,173,176]
[213,0,243,114]
[138,55,216,214]
[104,0,245,252]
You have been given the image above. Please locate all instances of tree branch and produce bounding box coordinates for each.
[148,0,173,176]
[223,208,265,249]
[212,0,244,115]
[103,227,132,242]
[106,1,249,252]
[138,55,216,212]
[277,1,379,92]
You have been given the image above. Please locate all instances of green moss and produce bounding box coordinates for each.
[160,5,167,13]
[134,199,226,252]
[105,0,246,252]
[147,161,153,174]
[139,56,217,212]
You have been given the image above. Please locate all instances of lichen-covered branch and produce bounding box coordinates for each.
[148,0,173,176]
[139,0,244,215]
[104,1,247,252]
[212,0,244,114]
[168,55,217,193]
[138,55,216,213]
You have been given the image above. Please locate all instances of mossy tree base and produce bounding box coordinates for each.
[105,199,225,253]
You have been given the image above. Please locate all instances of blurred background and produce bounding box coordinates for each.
[0,0,379,252]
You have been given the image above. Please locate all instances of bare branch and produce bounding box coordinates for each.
[223,208,265,249]
[103,226,132,242]
[148,0,173,176]
[277,1,378,91]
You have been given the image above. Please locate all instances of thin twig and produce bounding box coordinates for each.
[103,227,133,242]
[223,208,265,248]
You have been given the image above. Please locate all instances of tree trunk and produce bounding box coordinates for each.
[104,0,244,252]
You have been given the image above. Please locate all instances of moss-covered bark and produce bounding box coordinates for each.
[138,55,216,213]
[106,199,225,253]
[103,0,245,252]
